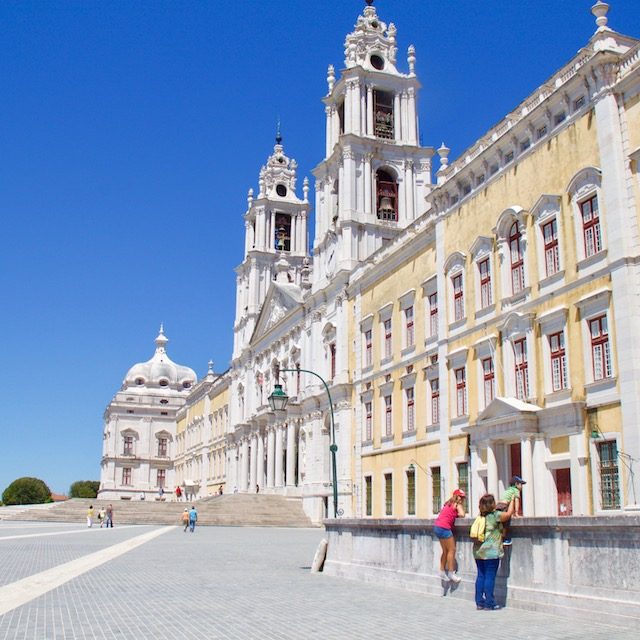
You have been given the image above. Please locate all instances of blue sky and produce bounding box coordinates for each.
[1,0,638,496]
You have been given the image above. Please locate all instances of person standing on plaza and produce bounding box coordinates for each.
[175,485,182,501]
[87,505,94,528]
[473,494,516,610]
[104,503,114,528]
[188,505,198,533]
[433,489,466,582]
[182,508,189,532]
[497,476,526,545]
[98,507,106,528]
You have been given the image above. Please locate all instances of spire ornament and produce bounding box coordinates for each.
[591,1,609,29]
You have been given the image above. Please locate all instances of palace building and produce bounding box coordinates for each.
[100,1,640,523]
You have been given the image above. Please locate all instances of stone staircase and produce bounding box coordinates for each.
[0,495,315,528]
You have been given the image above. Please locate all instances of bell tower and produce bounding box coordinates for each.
[312,0,433,288]
[233,132,311,359]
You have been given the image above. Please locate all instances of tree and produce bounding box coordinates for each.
[69,480,100,499]
[2,477,52,505]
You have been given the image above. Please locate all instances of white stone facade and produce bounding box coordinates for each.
[99,327,196,500]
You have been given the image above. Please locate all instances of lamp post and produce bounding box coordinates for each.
[269,366,339,518]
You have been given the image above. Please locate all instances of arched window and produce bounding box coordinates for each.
[274,213,291,252]
[376,169,398,221]
[509,221,525,294]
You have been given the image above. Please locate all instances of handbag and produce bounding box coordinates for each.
[470,515,486,542]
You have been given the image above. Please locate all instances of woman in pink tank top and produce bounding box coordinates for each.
[433,489,466,582]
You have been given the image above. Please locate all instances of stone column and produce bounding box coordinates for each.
[364,153,372,216]
[487,442,499,497]
[257,432,265,490]
[569,433,588,516]
[240,439,249,492]
[520,436,535,516]
[267,428,275,489]
[325,105,333,157]
[286,422,297,487]
[249,433,258,492]
[469,445,482,517]
[275,425,284,488]
[393,92,401,142]
[404,160,414,222]
[366,84,373,136]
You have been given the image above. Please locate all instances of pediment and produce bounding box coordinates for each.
[477,396,542,422]
[251,282,303,344]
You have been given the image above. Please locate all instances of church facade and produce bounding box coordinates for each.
[100,1,640,523]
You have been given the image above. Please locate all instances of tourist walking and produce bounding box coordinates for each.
[98,507,106,527]
[433,489,466,582]
[472,494,516,610]
[188,505,198,533]
[182,509,189,532]
[104,504,114,528]
[87,505,94,528]
[175,485,182,501]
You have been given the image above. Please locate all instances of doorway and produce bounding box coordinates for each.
[555,468,573,516]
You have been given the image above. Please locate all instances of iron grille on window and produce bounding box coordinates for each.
[365,476,372,516]
[407,468,416,515]
[598,441,620,509]
[432,467,441,514]
[385,473,393,516]
[374,90,394,139]
[457,462,469,498]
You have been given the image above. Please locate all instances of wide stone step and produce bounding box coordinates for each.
[2,495,316,528]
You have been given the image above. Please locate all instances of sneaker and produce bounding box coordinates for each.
[486,604,503,610]
[503,538,512,546]
[439,570,448,580]
[447,572,462,583]
[476,605,485,610]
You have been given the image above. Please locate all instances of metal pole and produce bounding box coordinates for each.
[279,367,339,518]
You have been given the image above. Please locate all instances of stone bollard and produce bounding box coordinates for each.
[311,538,328,573]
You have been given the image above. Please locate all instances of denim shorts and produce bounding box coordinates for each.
[433,525,453,539]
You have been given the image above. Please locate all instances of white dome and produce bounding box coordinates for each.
[124,326,196,390]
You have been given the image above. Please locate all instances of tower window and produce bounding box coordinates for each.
[370,54,384,70]
[376,169,398,221]
[274,213,291,251]
[373,90,394,139]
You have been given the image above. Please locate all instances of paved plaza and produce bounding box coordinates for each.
[0,521,634,639]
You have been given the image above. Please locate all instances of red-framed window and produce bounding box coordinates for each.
[550,332,567,391]
[123,435,134,456]
[479,258,492,308]
[429,293,438,336]
[364,329,373,367]
[157,438,168,457]
[590,315,612,380]
[482,357,495,406]
[384,395,392,436]
[157,469,166,489]
[452,274,464,321]
[430,378,440,424]
[543,219,560,276]
[581,195,601,258]
[365,401,373,441]
[384,319,392,359]
[509,221,525,294]
[513,338,529,399]
[455,367,467,416]
[122,467,132,486]
[405,306,414,348]
[406,387,415,432]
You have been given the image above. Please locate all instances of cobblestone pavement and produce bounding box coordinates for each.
[0,521,635,640]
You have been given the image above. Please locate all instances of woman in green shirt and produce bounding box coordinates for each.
[472,494,515,610]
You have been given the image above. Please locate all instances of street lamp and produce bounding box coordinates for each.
[269,366,339,518]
